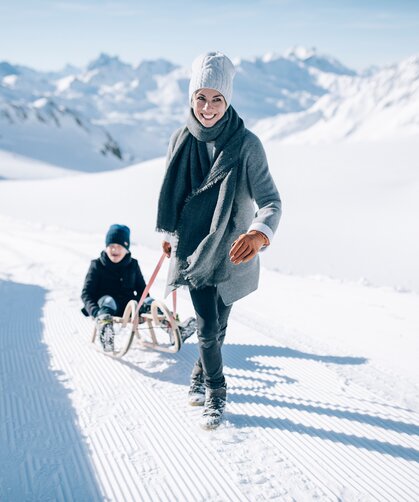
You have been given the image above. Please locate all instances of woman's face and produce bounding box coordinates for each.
[106,243,128,263]
[192,88,227,127]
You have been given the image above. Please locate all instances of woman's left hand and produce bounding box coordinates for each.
[229,231,269,264]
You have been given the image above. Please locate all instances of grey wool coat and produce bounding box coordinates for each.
[163,127,282,305]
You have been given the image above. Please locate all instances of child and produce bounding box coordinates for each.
[81,224,148,351]
[82,224,197,352]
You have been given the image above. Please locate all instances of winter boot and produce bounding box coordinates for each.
[188,372,206,406]
[188,361,205,406]
[97,313,115,352]
[200,384,227,430]
[178,317,197,342]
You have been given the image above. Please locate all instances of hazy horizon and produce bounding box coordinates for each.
[1,0,419,72]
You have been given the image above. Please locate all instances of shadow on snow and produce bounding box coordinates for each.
[121,339,419,463]
[0,279,102,500]
[228,413,419,462]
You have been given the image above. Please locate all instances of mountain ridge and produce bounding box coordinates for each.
[1,47,418,172]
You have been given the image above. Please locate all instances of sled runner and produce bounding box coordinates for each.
[91,296,185,358]
[91,254,196,359]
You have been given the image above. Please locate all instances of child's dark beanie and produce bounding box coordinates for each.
[105,224,130,250]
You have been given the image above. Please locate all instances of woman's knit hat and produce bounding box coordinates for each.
[105,224,130,250]
[188,51,236,107]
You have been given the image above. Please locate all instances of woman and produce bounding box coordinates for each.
[156,51,281,429]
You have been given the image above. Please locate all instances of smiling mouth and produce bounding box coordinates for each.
[202,113,216,120]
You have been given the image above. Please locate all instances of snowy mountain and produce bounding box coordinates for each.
[283,46,357,76]
[0,97,125,171]
[1,47,419,173]
[253,54,419,143]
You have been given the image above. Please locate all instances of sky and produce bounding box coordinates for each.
[1,0,419,72]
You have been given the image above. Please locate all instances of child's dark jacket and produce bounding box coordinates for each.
[81,251,147,317]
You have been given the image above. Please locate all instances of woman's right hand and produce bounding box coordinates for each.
[162,240,172,258]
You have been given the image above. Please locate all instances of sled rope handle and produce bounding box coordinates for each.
[172,288,177,318]
[134,253,177,318]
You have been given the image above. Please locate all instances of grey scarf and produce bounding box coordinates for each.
[156,106,245,289]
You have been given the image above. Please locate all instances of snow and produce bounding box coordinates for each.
[0,149,79,180]
[2,48,418,170]
[1,139,418,291]
[1,142,418,500]
[253,55,419,144]
[263,139,419,293]
[1,44,419,501]
[0,101,126,172]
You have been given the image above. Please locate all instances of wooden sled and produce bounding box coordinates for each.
[91,298,182,359]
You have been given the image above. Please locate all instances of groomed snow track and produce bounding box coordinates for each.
[1,218,418,501]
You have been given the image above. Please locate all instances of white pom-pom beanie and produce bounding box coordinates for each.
[188,51,236,107]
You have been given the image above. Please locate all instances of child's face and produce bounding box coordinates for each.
[106,243,128,263]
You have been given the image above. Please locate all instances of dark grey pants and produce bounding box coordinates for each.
[189,286,233,389]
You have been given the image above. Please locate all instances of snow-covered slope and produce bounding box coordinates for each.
[2,48,418,173]
[1,48,419,502]
[0,137,418,292]
[0,150,78,180]
[0,165,418,500]
[1,142,419,490]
